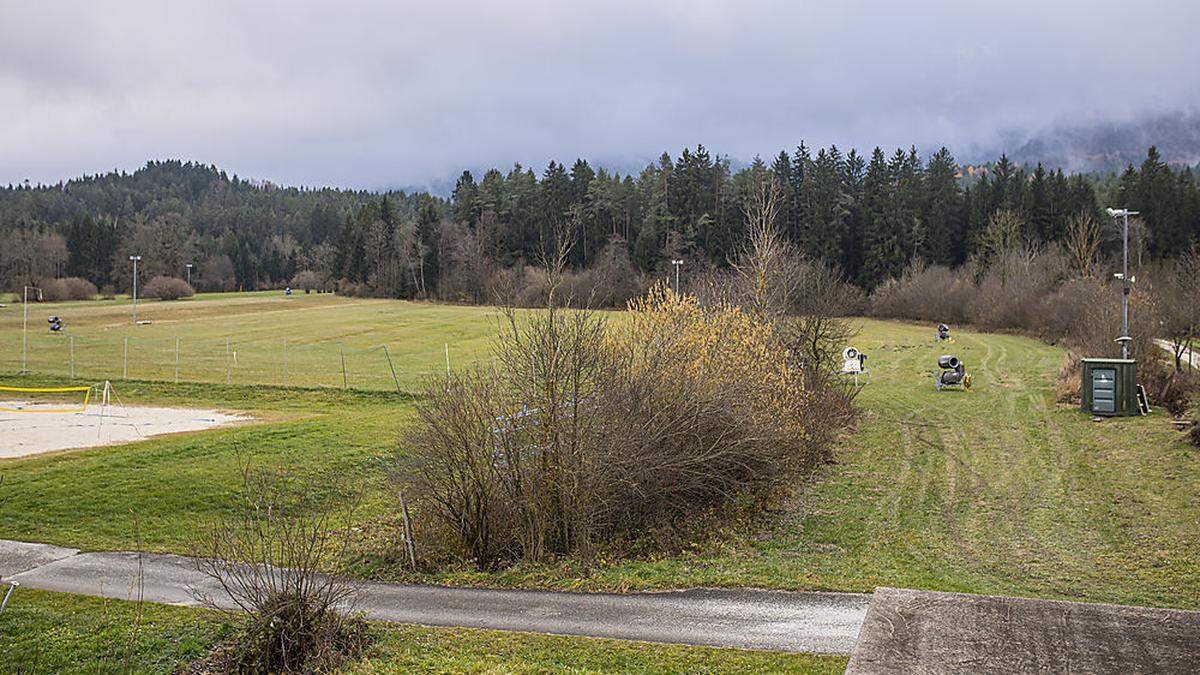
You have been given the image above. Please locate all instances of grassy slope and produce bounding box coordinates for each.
[2,297,1197,669]
[1,303,1197,608]
[0,589,844,674]
[395,319,1200,609]
[0,291,503,391]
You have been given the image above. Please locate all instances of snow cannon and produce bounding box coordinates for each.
[838,347,870,385]
[934,354,971,391]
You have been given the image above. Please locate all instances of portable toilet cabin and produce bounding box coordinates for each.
[1079,358,1138,416]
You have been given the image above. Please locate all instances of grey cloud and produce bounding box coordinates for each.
[2,0,1197,188]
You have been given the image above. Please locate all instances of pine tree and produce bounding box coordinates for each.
[451,171,478,226]
[924,147,963,265]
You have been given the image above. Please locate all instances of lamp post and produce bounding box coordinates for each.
[670,259,684,295]
[129,255,142,324]
[1105,208,1139,360]
[21,285,42,374]
[185,263,193,287]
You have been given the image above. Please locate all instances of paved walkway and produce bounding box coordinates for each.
[0,539,868,654]
[846,587,1200,674]
[1155,338,1199,369]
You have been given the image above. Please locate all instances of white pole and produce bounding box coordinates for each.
[131,258,138,323]
[445,343,451,376]
[70,335,75,379]
[21,286,28,374]
[1121,211,1130,360]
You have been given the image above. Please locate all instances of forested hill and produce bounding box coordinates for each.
[0,160,427,292]
[2,147,1198,302]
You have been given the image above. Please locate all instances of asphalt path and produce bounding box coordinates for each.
[0,539,869,654]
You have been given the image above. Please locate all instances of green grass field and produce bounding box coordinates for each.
[1,293,1197,669]
[0,291,504,391]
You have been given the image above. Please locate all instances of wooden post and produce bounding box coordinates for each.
[340,344,348,389]
[122,337,128,380]
[382,345,400,393]
[400,491,417,569]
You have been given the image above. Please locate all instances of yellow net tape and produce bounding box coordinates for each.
[0,385,92,413]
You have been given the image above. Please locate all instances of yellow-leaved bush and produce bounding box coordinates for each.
[620,283,814,448]
[401,282,846,569]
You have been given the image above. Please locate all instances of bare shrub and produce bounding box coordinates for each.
[336,279,368,297]
[399,280,840,569]
[142,275,194,300]
[970,248,1066,330]
[194,459,368,673]
[40,277,98,301]
[870,262,975,324]
[290,270,323,293]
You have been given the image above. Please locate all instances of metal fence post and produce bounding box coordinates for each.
[175,337,180,383]
[225,337,231,385]
[122,337,129,380]
[69,335,75,379]
[340,343,348,389]
[382,345,401,393]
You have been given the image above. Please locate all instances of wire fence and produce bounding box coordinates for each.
[2,333,458,392]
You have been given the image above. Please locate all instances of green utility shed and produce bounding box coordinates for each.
[1079,358,1139,416]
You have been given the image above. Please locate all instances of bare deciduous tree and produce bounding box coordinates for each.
[1064,212,1102,280]
[1157,244,1200,372]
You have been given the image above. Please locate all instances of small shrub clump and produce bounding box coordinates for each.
[38,277,98,301]
[194,459,368,673]
[142,275,195,300]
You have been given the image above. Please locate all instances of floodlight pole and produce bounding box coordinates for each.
[670,259,684,295]
[1106,208,1139,360]
[129,255,142,324]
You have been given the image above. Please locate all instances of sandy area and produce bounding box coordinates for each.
[0,403,247,459]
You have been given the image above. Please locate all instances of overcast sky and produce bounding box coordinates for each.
[3,1,1198,190]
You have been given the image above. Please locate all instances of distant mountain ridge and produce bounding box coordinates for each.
[970,110,1200,174]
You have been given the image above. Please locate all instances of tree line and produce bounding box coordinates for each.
[2,148,1198,301]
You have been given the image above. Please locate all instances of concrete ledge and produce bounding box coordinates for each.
[0,539,79,578]
[847,587,1200,674]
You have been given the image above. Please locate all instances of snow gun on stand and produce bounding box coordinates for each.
[934,355,971,391]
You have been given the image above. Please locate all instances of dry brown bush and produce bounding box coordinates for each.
[399,281,843,569]
[142,275,195,300]
[39,277,98,301]
[870,262,974,325]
